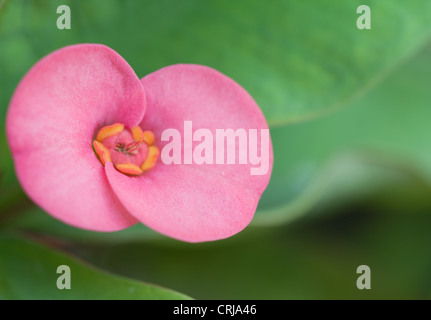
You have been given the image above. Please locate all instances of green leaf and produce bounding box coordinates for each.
[0,234,192,299]
[0,33,36,211]
[3,206,160,243]
[74,207,431,299]
[256,43,431,224]
[1,0,431,125]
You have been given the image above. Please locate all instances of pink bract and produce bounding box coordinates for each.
[6,44,273,242]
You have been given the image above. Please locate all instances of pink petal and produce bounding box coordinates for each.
[7,44,146,231]
[13,153,136,231]
[106,64,273,242]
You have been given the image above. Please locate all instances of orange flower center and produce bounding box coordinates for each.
[92,123,159,176]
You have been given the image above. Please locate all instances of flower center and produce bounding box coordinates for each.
[92,123,159,176]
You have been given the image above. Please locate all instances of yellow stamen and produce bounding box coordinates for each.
[141,146,159,172]
[93,140,111,165]
[96,123,124,142]
[93,123,159,175]
[131,126,144,142]
[115,163,143,176]
[142,130,155,146]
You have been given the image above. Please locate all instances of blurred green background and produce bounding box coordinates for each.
[1,0,431,299]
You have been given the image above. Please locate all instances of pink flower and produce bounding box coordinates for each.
[6,44,273,242]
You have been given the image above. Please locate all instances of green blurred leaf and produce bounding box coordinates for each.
[0,234,191,299]
[74,207,431,299]
[1,0,431,125]
[3,206,160,243]
[0,32,36,211]
[256,43,431,224]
